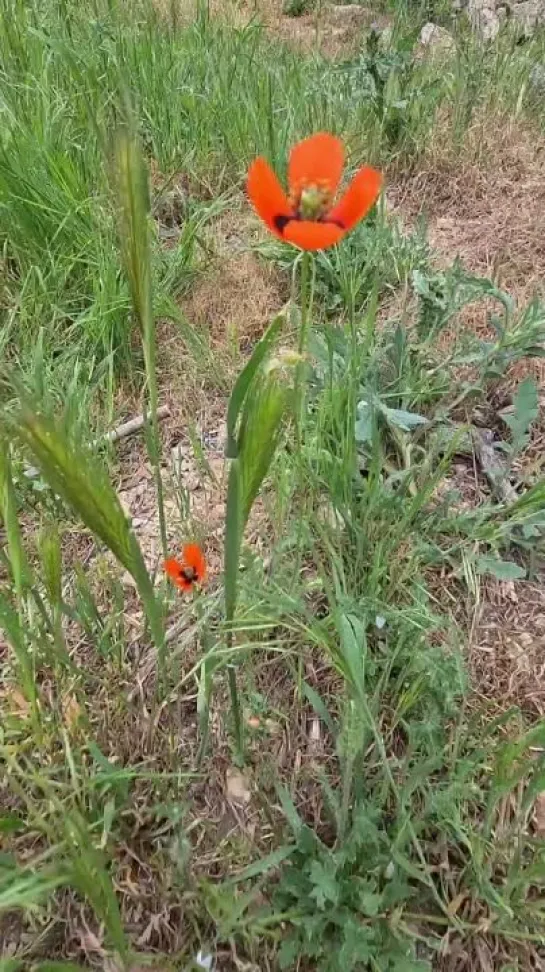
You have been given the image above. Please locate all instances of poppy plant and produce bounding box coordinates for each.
[247,132,382,251]
[164,543,207,592]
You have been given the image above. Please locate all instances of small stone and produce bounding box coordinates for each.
[377,25,393,50]
[533,792,545,836]
[317,501,344,529]
[419,22,456,55]
[468,0,501,41]
[225,767,252,806]
[511,0,545,35]
[195,951,214,971]
[530,63,545,94]
[170,443,200,491]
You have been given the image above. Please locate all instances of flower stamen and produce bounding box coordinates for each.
[290,179,333,221]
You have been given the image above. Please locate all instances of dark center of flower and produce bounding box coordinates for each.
[180,565,197,582]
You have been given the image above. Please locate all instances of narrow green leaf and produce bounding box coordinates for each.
[237,356,295,525]
[0,815,24,834]
[65,810,128,959]
[276,783,305,839]
[0,591,37,710]
[0,870,67,912]
[37,523,63,607]
[0,441,30,597]
[302,681,336,737]
[228,845,294,884]
[113,129,153,340]
[0,960,23,972]
[338,613,366,700]
[226,313,284,458]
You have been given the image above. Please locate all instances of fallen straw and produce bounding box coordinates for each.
[23,405,171,481]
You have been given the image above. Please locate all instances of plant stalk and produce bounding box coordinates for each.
[224,456,245,763]
[295,250,314,435]
[143,340,168,560]
[227,657,244,765]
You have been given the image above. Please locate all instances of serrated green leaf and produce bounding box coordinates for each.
[278,937,301,970]
[509,377,538,431]
[308,858,339,909]
[339,917,376,965]
[357,889,382,917]
[476,556,526,581]
[355,401,373,444]
[381,405,428,431]
[502,377,539,452]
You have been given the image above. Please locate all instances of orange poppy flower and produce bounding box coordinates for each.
[247,132,382,252]
[164,543,207,592]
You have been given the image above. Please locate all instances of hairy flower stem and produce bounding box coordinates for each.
[227,661,244,764]
[143,340,168,561]
[295,250,315,436]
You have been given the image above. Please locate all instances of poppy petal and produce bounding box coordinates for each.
[247,157,291,238]
[327,166,382,232]
[288,133,344,196]
[282,219,345,251]
[164,558,192,592]
[182,543,207,584]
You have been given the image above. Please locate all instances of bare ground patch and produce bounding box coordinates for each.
[392,115,545,308]
[471,575,545,718]
[391,115,545,725]
[181,205,287,349]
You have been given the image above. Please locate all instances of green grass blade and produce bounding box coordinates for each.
[11,401,165,672]
[0,441,31,599]
[113,126,167,559]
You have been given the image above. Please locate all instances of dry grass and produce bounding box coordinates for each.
[471,575,545,718]
[261,3,387,59]
[181,206,287,349]
[155,0,378,57]
[203,0,388,59]
[392,107,545,481]
[393,112,545,310]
